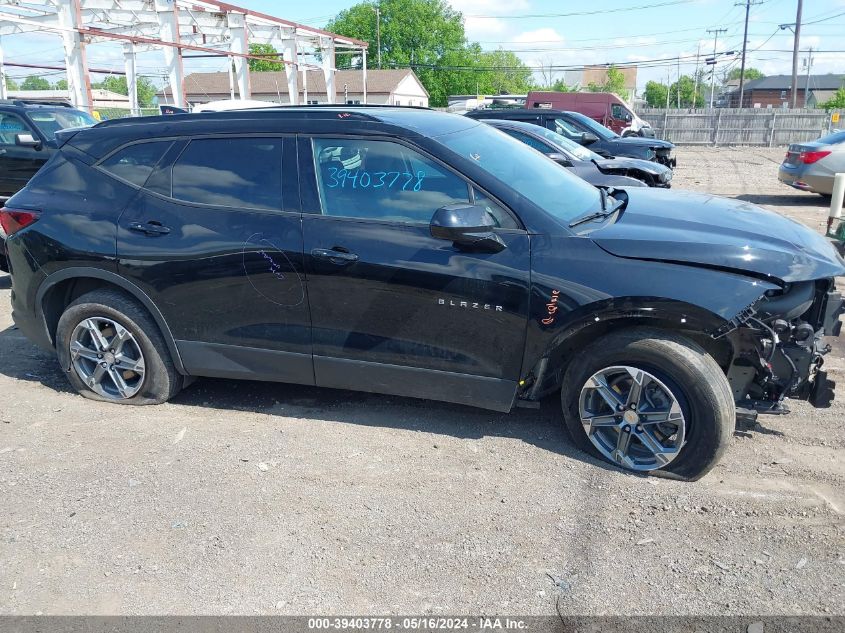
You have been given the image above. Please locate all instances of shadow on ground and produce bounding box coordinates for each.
[0,322,638,475]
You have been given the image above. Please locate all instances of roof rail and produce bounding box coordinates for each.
[92,106,391,128]
[0,98,74,108]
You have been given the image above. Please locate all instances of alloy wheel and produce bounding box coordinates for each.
[578,365,686,471]
[69,317,146,400]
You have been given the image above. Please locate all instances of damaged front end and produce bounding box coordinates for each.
[720,279,845,414]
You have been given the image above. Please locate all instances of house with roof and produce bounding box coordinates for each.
[725,74,845,108]
[158,69,429,108]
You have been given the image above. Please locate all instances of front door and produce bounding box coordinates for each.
[114,135,313,385]
[299,136,530,411]
[0,112,47,198]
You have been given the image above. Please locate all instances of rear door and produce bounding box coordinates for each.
[113,135,313,384]
[298,135,531,411]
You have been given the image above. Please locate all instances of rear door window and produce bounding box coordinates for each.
[100,141,174,187]
[171,137,282,210]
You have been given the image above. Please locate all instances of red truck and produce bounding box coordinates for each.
[526,91,654,137]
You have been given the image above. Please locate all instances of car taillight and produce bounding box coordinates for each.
[800,150,831,164]
[0,208,41,237]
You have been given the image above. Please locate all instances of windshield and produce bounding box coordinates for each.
[437,122,601,224]
[530,125,603,161]
[817,130,845,145]
[27,108,96,140]
[558,112,618,140]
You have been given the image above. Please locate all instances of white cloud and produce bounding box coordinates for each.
[511,27,564,45]
[448,0,530,40]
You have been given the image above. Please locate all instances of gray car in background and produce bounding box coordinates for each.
[779,129,845,198]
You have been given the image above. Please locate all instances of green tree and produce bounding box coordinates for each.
[5,76,19,91]
[93,76,158,107]
[21,75,52,90]
[325,0,532,106]
[820,84,845,110]
[726,67,764,82]
[248,43,281,72]
[644,81,669,108]
[668,75,704,108]
[585,66,629,98]
[54,79,68,90]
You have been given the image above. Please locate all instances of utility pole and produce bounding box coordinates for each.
[790,0,803,108]
[677,55,681,108]
[736,0,762,109]
[803,46,813,107]
[706,28,727,108]
[693,41,701,109]
[665,64,671,109]
[374,6,382,69]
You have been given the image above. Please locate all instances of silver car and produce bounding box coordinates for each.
[779,129,845,197]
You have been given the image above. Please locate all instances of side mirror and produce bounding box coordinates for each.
[624,113,633,122]
[430,204,506,253]
[581,132,599,146]
[546,152,573,166]
[15,133,42,150]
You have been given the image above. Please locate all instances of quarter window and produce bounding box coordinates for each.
[313,138,471,224]
[100,141,173,187]
[171,137,282,210]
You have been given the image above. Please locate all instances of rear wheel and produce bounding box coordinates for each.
[56,288,183,405]
[560,327,735,481]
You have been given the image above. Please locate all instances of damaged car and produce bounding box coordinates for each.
[3,107,843,481]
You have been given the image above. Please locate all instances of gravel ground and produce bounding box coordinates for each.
[0,146,843,616]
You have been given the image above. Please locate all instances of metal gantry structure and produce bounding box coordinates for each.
[0,0,369,113]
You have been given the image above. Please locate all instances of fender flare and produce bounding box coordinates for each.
[35,267,187,374]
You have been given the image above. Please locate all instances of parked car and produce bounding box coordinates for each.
[526,91,654,137]
[484,119,671,188]
[4,107,844,480]
[465,108,676,167]
[778,130,845,198]
[0,99,96,271]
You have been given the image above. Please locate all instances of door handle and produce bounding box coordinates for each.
[311,247,359,265]
[128,221,171,236]
[0,149,6,155]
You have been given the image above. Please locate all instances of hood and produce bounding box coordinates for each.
[589,188,845,283]
[612,136,674,150]
[594,156,667,176]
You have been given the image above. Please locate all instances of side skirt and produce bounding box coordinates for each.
[314,356,516,412]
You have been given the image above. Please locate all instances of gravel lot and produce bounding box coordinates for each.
[0,146,843,616]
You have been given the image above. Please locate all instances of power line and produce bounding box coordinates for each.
[467,0,697,19]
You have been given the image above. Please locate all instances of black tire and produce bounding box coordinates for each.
[560,327,735,481]
[56,288,183,405]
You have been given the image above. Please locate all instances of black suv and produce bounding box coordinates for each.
[0,99,96,271]
[465,108,676,168]
[4,107,844,480]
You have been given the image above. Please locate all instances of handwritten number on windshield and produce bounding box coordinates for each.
[327,168,425,191]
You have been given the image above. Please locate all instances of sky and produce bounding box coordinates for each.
[1,0,844,95]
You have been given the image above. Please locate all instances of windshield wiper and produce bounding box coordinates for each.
[568,190,626,228]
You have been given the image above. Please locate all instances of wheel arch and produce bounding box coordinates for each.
[524,298,734,400]
[36,267,187,374]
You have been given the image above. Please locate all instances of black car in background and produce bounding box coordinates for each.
[485,119,672,188]
[465,108,676,167]
[0,99,96,271]
[4,107,844,480]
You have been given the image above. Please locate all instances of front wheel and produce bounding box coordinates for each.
[560,328,735,481]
